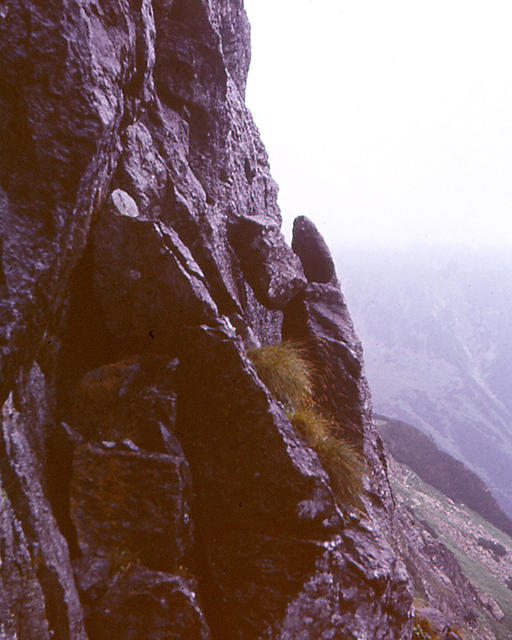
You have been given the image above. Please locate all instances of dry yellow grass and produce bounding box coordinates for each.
[290,409,363,506]
[249,341,314,411]
[249,340,364,507]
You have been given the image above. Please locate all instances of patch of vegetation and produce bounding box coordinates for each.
[248,341,314,411]
[392,461,512,640]
[290,409,362,505]
[412,616,464,640]
[249,342,363,506]
[376,415,512,540]
[444,543,512,640]
[288,408,334,448]
[412,616,442,639]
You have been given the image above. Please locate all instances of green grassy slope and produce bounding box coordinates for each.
[390,460,512,640]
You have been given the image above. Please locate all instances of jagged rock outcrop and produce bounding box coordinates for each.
[291,216,337,284]
[0,1,415,638]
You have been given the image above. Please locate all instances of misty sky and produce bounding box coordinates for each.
[244,0,512,250]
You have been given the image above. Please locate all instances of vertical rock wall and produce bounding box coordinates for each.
[0,1,413,638]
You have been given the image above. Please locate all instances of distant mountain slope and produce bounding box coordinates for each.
[376,415,512,538]
[337,247,512,518]
[389,456,512,640]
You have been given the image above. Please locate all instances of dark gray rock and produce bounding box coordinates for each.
[86,567,211,640]
[71,353,179,449]
[292,215,337,284]
[70,441,192,572]
[283,220,401,565]
[217,0,251,96]
[0,0,141,400]
[117,123,169,221]
[0,370,87,640]
[269,524,412,640]
[175,318,412,639]
[0,480,51,640]
[476,537,507,561]
[229,214,307,309]
[283,281,370,442]
[147,0,286,325]
[92,189,218,343]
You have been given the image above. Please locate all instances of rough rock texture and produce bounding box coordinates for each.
[229,214,307,308]
[71,354,179,448]
[291,215,337,284]
[92,189,218,342]
[86,568,211,640]
[1,373,87,640]
[0,0,422,638]
[283,219,397,532]
[71,442,192,569]
[393,500,480,630]
[175,318,411,640]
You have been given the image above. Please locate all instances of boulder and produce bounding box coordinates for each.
[229,214,307,309]
[292,215,337,284]
[283,281,369,441]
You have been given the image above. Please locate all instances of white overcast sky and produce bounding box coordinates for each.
[244,0,512,250]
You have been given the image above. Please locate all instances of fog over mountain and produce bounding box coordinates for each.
[336,246,512,519]
[245,0,512,251]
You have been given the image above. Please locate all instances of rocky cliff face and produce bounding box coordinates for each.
[0,1,415,638]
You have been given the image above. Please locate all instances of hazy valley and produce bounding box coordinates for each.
[339,247,512,518]
[388,454,512,640]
